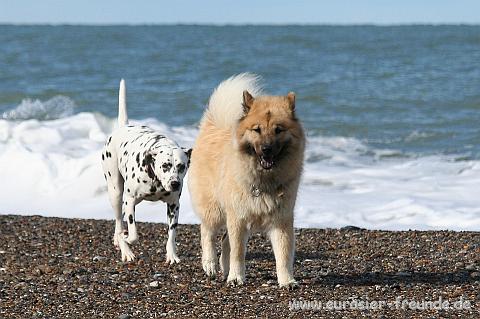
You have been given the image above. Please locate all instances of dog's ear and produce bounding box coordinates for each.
[142,152,156,179]
[182,147,192,159]
[287,92,296,112]
[182,147,192,166]
[242,90,254,114]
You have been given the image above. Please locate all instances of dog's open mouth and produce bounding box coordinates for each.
[259,155,274,170]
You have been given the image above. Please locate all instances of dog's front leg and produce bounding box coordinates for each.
[226,215,248,286]
[165,200,180,264]
[269,217,296,287]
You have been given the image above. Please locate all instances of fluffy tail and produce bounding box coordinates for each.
[118,79,128,127]
[203,73,263,128]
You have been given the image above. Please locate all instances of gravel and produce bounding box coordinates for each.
[0,214,479,318]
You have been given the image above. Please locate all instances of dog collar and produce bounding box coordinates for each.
[250,184,261,197]
[250,184,285,198]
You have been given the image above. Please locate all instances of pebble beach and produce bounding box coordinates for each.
[1,215,479,318]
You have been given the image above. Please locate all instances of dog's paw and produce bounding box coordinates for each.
[279,278,298,290]
[165,253,180,265]
[226,276,245,287]
[118,237,136,262]
[202,259,217,277]
[121,248,136,262]
[226,272,245,286]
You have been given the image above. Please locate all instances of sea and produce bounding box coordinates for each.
[1,25,479,230]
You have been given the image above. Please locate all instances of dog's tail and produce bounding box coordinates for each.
[203,73,263,129]
[118,79,128,127]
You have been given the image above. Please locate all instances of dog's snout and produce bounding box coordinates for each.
[261,144,273,156]
[170,181,181,191]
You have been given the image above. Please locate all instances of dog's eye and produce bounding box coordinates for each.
[177,164,185,173]
[162,163,172,170]
[252,127,261,134]
[275,127,285,135]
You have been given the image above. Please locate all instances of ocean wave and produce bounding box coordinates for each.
[1,95,76,121]
[0,112,479,230]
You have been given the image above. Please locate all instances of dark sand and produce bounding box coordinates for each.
[0,215,479,318]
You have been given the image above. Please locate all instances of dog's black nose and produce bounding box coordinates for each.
[261,144,273,156]
[170,181,180,191]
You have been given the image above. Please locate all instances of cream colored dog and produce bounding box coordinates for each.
[188,74,305,287]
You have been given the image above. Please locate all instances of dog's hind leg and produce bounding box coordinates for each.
[108,187,124,249]
[115,196,137,262]
[103,161,124,249]
[165,201,181,264]
[219,231,230,280]
[268,218,297,288]
[123,197,138,245]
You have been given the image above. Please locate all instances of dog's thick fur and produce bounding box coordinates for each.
[102,79,191,263]
[188,74,305,287]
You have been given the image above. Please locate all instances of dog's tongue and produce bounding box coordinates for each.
[260,156,274,169]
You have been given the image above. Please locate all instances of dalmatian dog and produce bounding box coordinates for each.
[101,79,191,263]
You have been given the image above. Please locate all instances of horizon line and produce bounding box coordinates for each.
[1,22,480,27]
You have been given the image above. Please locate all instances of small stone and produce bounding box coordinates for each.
[77,288,85,293]
[455,262,464,268]
[149,281,160,288]
[118,315,131,319]
[395,271,411,277]
[466,263,477,271]
[153,273,163,279]
[470,272,480,279]
[93,256,107,262]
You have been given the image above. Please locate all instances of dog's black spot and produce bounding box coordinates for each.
[137,178,140,183]
[125,175,128,181]
[150,186,156,193]
[140,167,143,172]
[102,154,105,161]
[103,174,107,180]
[127,188,130,193]
[124,142,128,147]
[132,173,135,178]
[131,166,134,171]
[108,171,111,177]
[136,153,140,164]
[128,215,134,224]
[170,223,178,230]
[125,201,128,205]
[143,180,147,183]
[108,136,112,144]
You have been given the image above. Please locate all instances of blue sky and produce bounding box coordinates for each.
[1,0,479,25]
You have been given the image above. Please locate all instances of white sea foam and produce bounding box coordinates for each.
[1,96,76,120]
[0,108,479,230]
